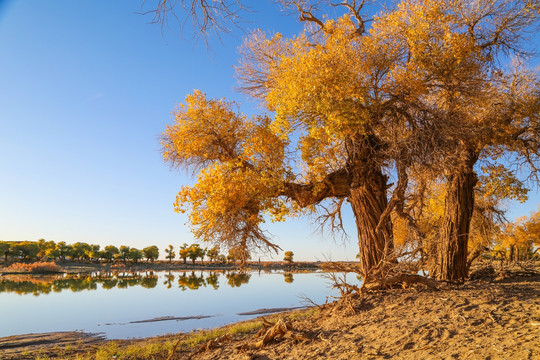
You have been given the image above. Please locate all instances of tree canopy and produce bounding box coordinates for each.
[162,0,539,280]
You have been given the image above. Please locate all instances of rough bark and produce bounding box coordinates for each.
[348,134,395,275]
[431,150,478,282]
[349,170,394,275]
[282,168,350,207]
[282,134,395,276]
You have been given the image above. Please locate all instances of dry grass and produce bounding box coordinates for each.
[74,308,318,360]
[5,262,62,274]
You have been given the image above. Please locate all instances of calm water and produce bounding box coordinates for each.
[0,270,350,339]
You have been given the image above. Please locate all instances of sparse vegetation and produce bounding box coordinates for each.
[5,261,61,274]
[76,307,317,360]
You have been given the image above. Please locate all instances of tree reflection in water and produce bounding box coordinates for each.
[226,272,251,287]
[206,272,219,290]
[284,273,294,283]
[178,271,206,291]
[0,272,159,295]
[0,270,260,295]
[163,272,175,289]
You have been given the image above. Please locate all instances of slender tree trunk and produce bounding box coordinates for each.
[508,245,513,262]
[431,150,478,282]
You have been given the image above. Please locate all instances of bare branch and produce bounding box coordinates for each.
[278,0,328,32]
[315,197,350,241]
[330,0,369,35]
[141,0,248,44]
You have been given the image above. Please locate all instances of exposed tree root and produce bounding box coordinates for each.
[189,334,231,359]
[362,274,439,291]
[238,318,306,351]
[322,261,440,293]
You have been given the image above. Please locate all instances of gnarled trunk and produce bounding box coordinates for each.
[348,133,394,276]
[431,150,478,282]
[283,133,395,277]
[349,171,394,275]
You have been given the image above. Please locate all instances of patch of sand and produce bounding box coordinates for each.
[194,268,540,360]
[1,263,538,359]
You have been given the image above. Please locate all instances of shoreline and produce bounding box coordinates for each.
[1,262,538,359]
[0,307,315,359]
[0,260,323,276]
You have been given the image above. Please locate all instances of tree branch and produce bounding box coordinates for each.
[280,168,350,207]
[330,0,368,35]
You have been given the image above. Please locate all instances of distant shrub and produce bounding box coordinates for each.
[6,261,61,273]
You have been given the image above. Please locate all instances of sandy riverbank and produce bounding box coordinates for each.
[1,262,538,359]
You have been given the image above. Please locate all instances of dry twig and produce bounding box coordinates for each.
[189,334,231,359]
[239,318,294,350]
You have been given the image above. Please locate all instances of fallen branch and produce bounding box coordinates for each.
[189,334,231,359]
[514,262,540,276]
[239,318,293,350]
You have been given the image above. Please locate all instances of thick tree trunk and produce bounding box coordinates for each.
[349,174,394,275]
[348,134,394,276]
[431,151,478,282]
[282,133,395,277]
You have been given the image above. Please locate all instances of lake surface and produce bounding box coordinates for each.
[0,270,354,339]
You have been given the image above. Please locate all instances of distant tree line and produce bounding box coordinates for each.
[164,243,247,264]
[491,210,540,262]
[0,239,159,263]
[0,239,298,265]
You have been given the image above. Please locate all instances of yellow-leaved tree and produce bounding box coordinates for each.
[495,209,540,261]
[162,91,292,263]
[163,1,435,274]
[374,0,539,281]
[162,0,539,280]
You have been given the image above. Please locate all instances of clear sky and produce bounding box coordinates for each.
[0,0,538,261]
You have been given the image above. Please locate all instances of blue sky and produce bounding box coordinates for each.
[0,0,537,261]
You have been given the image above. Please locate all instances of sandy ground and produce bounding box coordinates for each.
[191,265,539,360]
[0,332,105,356]
[1,262,538,359]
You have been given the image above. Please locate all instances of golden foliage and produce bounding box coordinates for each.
[394,177,508,255]
[6,262,62,274]
[479,164,529,202]
[163,0,539,266]
[494,208,540,260]
[162,91,294,254]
